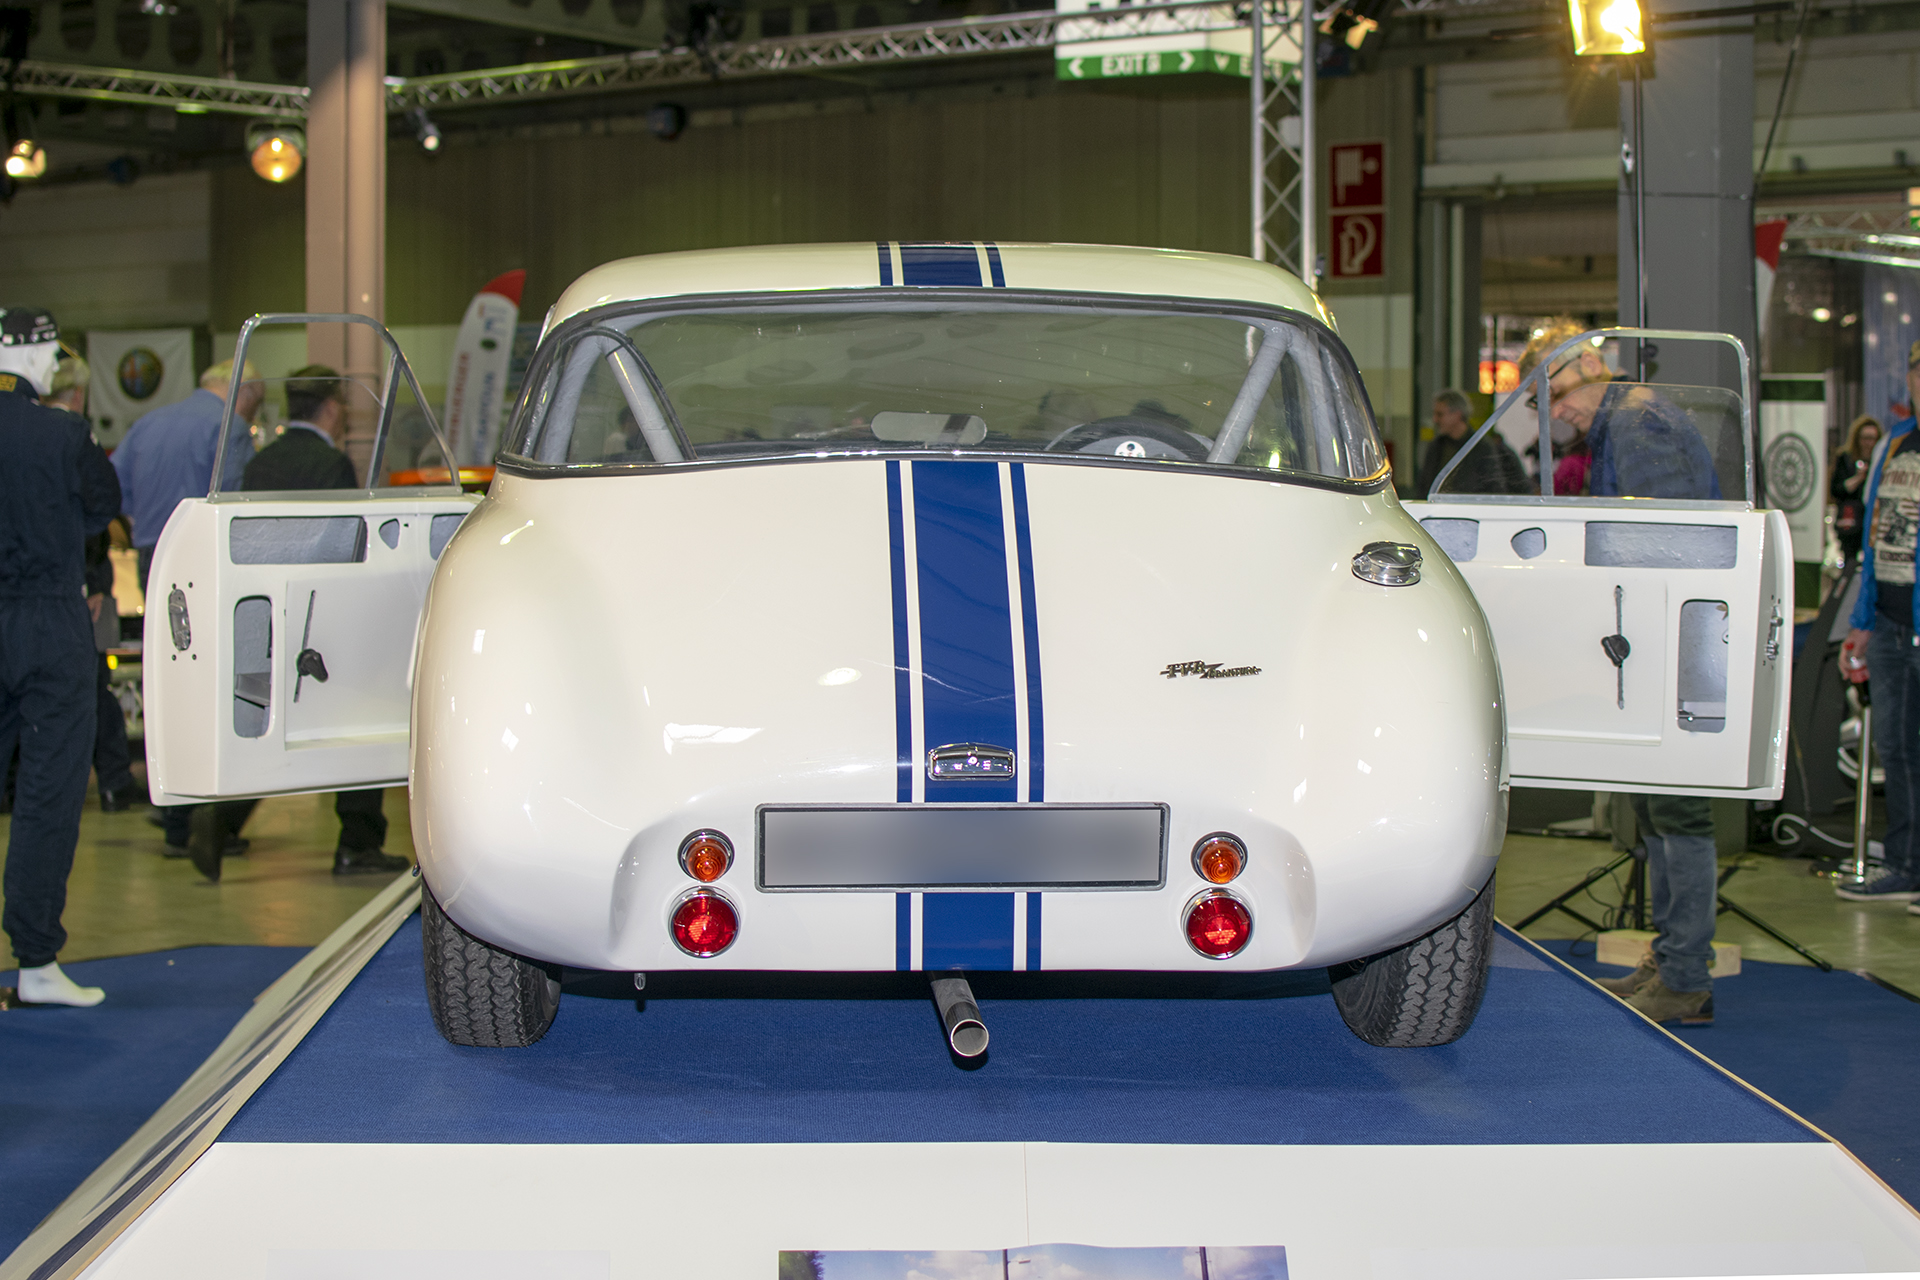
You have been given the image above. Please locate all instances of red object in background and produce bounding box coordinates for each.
[482,269,527,306]
[1329,212,1385,279]
[1184,891,1253,958]
[1329,141,1385,210]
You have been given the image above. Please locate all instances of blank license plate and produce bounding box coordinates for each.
[756,803,1167,891]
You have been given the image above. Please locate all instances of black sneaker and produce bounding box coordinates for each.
[333,847,411,876]
[1834,869,1920,902]
[99,784,143,812]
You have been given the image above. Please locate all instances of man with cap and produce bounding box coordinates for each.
[0,309,122,1006]
[1841,340,1920,904]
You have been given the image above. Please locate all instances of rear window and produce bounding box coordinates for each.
[503,294,1385,483]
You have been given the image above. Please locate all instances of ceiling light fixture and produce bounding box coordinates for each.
[5,138,46,180]
[1569,0,1644,55]
[246,124,304,183]
[409,107,442,153]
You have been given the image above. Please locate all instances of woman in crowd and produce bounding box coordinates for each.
[1833,414,1882,563]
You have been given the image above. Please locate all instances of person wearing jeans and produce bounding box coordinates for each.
[1840,339,1920,903]
[1593,796,1718,1022]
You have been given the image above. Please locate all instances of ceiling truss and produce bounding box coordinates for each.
[11,0,1512,120]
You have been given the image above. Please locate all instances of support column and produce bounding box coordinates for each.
[306,0,386,482]
[1618,0,1754,395]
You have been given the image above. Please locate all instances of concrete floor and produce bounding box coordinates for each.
[0,777,410,963]
[1496,830,1920,994]
[2,769,1915,991]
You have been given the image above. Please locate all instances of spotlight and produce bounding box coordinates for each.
[5,139,46,180]
[1568,0,1644,55]
[246,124,305,183]
[646,102,687,141]
[409,107,442,153]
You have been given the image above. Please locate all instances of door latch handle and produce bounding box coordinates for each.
[1765,604,1784,661]
[1601,585,1630,710]
[293,589,326,703]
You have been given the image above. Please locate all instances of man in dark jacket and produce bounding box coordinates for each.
[0,309,122,1006]
[244,366,360,490]
[1416,389,1531,498]
[234,366,408,879]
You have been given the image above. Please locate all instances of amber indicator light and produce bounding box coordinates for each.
[678,830,733,883]
[1193,834,1246,884]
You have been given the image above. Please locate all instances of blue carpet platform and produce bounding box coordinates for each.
[19,911,1920,1280]
[223,921,1817,1150]
[0,947,303,1260]
[1545,939,1920,1207]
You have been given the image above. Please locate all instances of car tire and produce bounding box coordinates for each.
[421,885,561,1048]
[1328,880,1493,1048]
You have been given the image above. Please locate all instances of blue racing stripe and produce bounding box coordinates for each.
[896,892,912,971]
[885,461,913,804]
[923,893,1016,971]
[985,243,1007,288]
[1026,892,1042,970]
[1009,464,1044,804]
[900,243,984,287]
[911,461,1019,804]
[877,241,894,287]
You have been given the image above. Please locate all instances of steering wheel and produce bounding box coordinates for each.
[1043,415,1213,462]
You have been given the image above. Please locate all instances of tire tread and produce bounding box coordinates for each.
[1329,882,1493,1048]
[421,888,560,1048]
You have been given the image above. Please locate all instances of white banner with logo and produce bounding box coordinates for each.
[1760,374,1830,564]
[87,329,196,449]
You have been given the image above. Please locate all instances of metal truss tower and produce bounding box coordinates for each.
[1249,0,1315,287]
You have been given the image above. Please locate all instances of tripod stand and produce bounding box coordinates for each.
[1514,827,1833,972]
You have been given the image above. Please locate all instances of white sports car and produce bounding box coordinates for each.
[145,243,1789,1055]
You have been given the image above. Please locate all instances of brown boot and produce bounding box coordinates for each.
[1595,948,1658,996]
[1626,977,1713,1025]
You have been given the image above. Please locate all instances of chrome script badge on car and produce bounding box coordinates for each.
[1160,660,1262,680]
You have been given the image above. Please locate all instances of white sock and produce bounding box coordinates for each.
[16,962,105,1008]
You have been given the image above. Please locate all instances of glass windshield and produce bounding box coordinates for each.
[213,372,454,495]
[504,296,1384,482]
[1438,380,1744,501]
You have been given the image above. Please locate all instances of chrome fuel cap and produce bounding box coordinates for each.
[1352,541,1422,587]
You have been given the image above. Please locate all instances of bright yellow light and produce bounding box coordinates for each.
[247,128,304,183]
[5,139,46,179]
[1570,0,1644,55]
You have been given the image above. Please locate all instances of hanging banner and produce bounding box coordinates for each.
[85,328,197,449]
[443,270,526,468]
[1760,373,1830,564]
[1054,0,1298,81]
[1755,219,1788,345]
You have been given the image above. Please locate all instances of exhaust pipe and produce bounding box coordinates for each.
[930,975,989,1058]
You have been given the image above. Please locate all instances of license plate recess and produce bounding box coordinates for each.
[756,803,1168,891]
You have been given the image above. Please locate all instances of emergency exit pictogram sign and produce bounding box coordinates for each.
[1328,141,1385,279]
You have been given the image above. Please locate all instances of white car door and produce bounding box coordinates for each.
[144,315,482,804]
[1404,329,1790,800]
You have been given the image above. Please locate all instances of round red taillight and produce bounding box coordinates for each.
[679,830,733,883]
[1193,833,1246,885]
[1185,890,1252,959]
[671,891,738,957]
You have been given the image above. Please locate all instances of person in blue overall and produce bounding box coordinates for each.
[0,309,122,1006]
[1840,340,1920,905]
[1524,320,1722,1024]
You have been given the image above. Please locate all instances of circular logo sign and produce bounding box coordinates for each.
[1765,433,1817,513]
[117,348,164,401]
